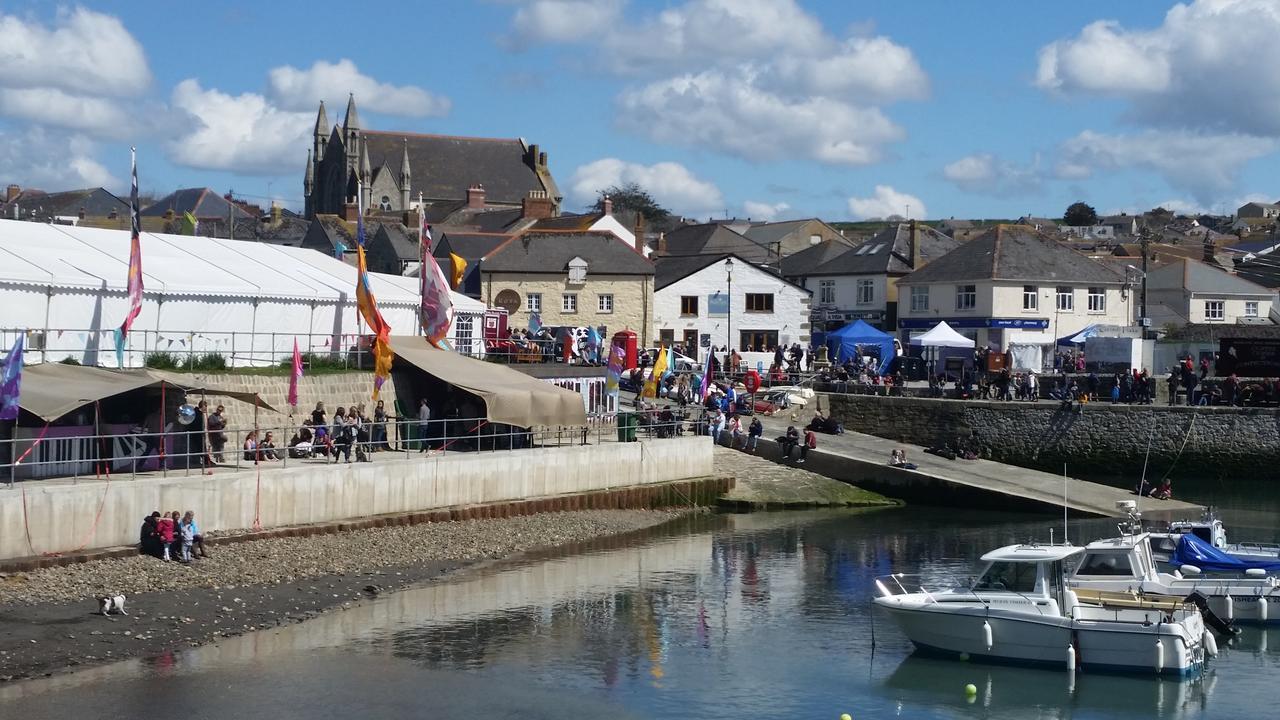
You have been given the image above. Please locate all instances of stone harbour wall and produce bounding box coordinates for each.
[824,393,1280,479]
[157,371,398,433]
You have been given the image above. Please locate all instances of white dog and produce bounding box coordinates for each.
[98,594,128,616]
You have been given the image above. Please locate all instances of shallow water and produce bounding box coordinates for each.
[2,497,1278,719]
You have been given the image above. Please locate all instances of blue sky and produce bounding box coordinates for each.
[2,0,1278,221]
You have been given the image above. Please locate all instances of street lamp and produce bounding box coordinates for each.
[724,257,734,365]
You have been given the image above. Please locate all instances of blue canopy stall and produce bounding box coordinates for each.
[826,319,895,374]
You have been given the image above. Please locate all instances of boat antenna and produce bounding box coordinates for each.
[1138,419,1154,495]
[1062,462,1068,545]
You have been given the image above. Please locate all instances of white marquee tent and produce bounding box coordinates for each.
[909,321,976,349]
[0,219,485,367]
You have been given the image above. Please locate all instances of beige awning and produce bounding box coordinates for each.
[18,364,275,422]
[390,336,587,428]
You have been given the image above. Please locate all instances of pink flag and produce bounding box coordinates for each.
[418,210,454,345]
[288,338,303,409]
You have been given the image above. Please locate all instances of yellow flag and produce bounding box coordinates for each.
[449,252,467,289]
[642,347,668,399]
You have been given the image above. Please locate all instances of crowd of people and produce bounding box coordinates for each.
[139,510,207,563]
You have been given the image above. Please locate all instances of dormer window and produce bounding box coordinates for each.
[378,195,393,212]
[568,256,588,284]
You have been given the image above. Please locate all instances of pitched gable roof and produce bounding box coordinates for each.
[435,231,512,261]
[141,188,254,220]
[899,224,1124,285]
[362,131,555,205]
[655,253,807,292]
[482,232,653,275]
[659,223,774,263]
[781,238,853,276]
[1148,258,1273,295]
[806,223,960,276]
[15,187,129,217]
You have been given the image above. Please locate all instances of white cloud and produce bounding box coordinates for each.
[507,0,624,47]
[166,79,311,175]
[568,158,724,216]
[847,185,926,221]
[1057,129,1277,202]
[0,7,150,98]
[763,36,928,104]
[1036,1,1280,136]
[267,59,450,117]
[0,128,117,189]
[743,200,790,221]
[618,69,904,166]
[942,152,1041,196]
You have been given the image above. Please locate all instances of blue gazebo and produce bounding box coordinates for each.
[826,319,895,373]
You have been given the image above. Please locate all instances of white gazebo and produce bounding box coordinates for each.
[910,321,976,349]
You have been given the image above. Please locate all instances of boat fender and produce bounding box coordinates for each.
[1245,568,1266,578]
[1224,595,1233,622]
[1066,643,1076,670]
[1203,630,1218,657]
[1155,639,1165,674]
[982,620,992,651]
[1180,564,1201,576]
[1259,597,1269,623]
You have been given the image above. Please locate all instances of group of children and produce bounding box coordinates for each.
[139,510,207,563]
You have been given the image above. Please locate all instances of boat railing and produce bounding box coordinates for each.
[874,573,952,602]
[1232,541,1280,553]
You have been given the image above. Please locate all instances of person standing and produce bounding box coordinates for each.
[183,510,208,558]
[206,404,227,463]
[179,513,195,563]
[417,398,432,452]
[373,399,389,451]
[156,511,175,562]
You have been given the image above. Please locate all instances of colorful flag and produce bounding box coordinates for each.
[287,338,303,409]
[528,312,542,335]
[181,211,199,235]
[605,342,625,397]
[697,347,715,399]
[354,184,393,399]
[113,148,144,368]
[418,212,454,345]
[449,252,467,289]
[0,334,23,421]
[642,347,668,399]
[586,325,602,364]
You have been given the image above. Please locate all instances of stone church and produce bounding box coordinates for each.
[303,94,561,220]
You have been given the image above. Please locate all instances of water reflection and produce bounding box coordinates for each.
[2,508,1278,720]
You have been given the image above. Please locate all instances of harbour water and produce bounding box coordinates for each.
[2,482,1277,720]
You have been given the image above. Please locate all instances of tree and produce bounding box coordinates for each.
[1063,201,1099,227]
[589,182,671,222]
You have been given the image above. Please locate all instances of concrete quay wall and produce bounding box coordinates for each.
[0,437,713,562]
[825,393,1280,478]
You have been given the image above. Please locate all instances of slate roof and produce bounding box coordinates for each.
[1234,256,1280,289]
[781,239,854,276]
[362,131,555,205]
[1147,258,1273,295]
[9,187,128,217]
[742,219,810,246]
[658,223,774,263]
[527,213,602,232]
[802,223,960,276]
[482,232,652,275]
[434,231,512,261]
[140,188,254,220]
[655,253,803,292]
[435,206,527,233]
[1162,323,1280,342]
[898,224,1124,285]
[374,223,418,261]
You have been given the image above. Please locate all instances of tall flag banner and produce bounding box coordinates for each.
[181,211,199,235]
[528,312,542,335]
[0,334,23,421]
[586,325,602,364]
[697,347,715,399]
[287,338,303,409]
[354,184,393,399]
[418,212,454,345]
[113,148,144,368]
[449,252,467,289]
[642,347,668,399]
[605,342,625,397]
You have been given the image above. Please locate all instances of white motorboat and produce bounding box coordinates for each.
[1068,503,1280,625]
[1148,510,1280,568]
[874,542,1209,676]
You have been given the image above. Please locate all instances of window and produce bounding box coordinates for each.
[567,257,588,284]
[526,293,542,313]
[1076,553,1135,577]
[562,293,577,313]
[856,279,874,305]
[809,233,822,245]
[680,295,699,316]
[739,330,778,353]
[973,562,1038,593]
[1205,300,1224,321]
[819,280,835,305]
[454,314,474,355]
[378,195,392,212]
[955,285,976,311]
[1056,286,1074,311]
[745,293,774,312]
[1087,287,1105,313]
[910,286,929,312]
[1245,301,1259,317]
[597,294,614,313]
[1022,285,1038,311]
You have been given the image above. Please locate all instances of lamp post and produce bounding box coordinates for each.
[724,257,734,372]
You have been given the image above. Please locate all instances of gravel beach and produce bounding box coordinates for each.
[0,509,684,683]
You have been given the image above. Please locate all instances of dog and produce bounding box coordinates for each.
[98,594,128,616]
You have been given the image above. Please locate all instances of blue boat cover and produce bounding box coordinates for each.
[1172,533,1280,572]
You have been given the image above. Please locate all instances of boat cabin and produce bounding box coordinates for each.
[1071,535,1159,582]
[971,544,1085,609]
[1167,517,1227,549]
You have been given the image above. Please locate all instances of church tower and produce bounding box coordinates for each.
[343,93,362,191]
[358,141,372,212]
[400,139,412,211]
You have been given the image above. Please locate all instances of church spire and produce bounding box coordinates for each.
[359,141,371,181]
[343,93,361,134]
[304,149,314,194]
[400,139,412,211]
[314,100,328,138]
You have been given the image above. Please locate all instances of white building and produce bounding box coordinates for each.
[1146,258,1276,327]
[896,225,1133,362]
[654,253,811,367]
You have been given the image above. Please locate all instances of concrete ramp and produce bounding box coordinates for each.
[754,418,1200,518]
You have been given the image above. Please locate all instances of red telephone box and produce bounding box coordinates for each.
[612,330,638,369]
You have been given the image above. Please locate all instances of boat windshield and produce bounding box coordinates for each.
[972,561,1038,593]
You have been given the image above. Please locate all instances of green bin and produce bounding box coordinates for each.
[617,412,637,442]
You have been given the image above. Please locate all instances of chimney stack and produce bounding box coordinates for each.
[634,213,647,255]
[657,231,667,255]
[602,195,613,216]
[78,207,86,220]
[164,208,175,221]
[1203,235,1216,263]
[270,201,282,227]
[521,189,554,219]
[343,202,360,222]
[466,184,486,210]
[5,184,19,203]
